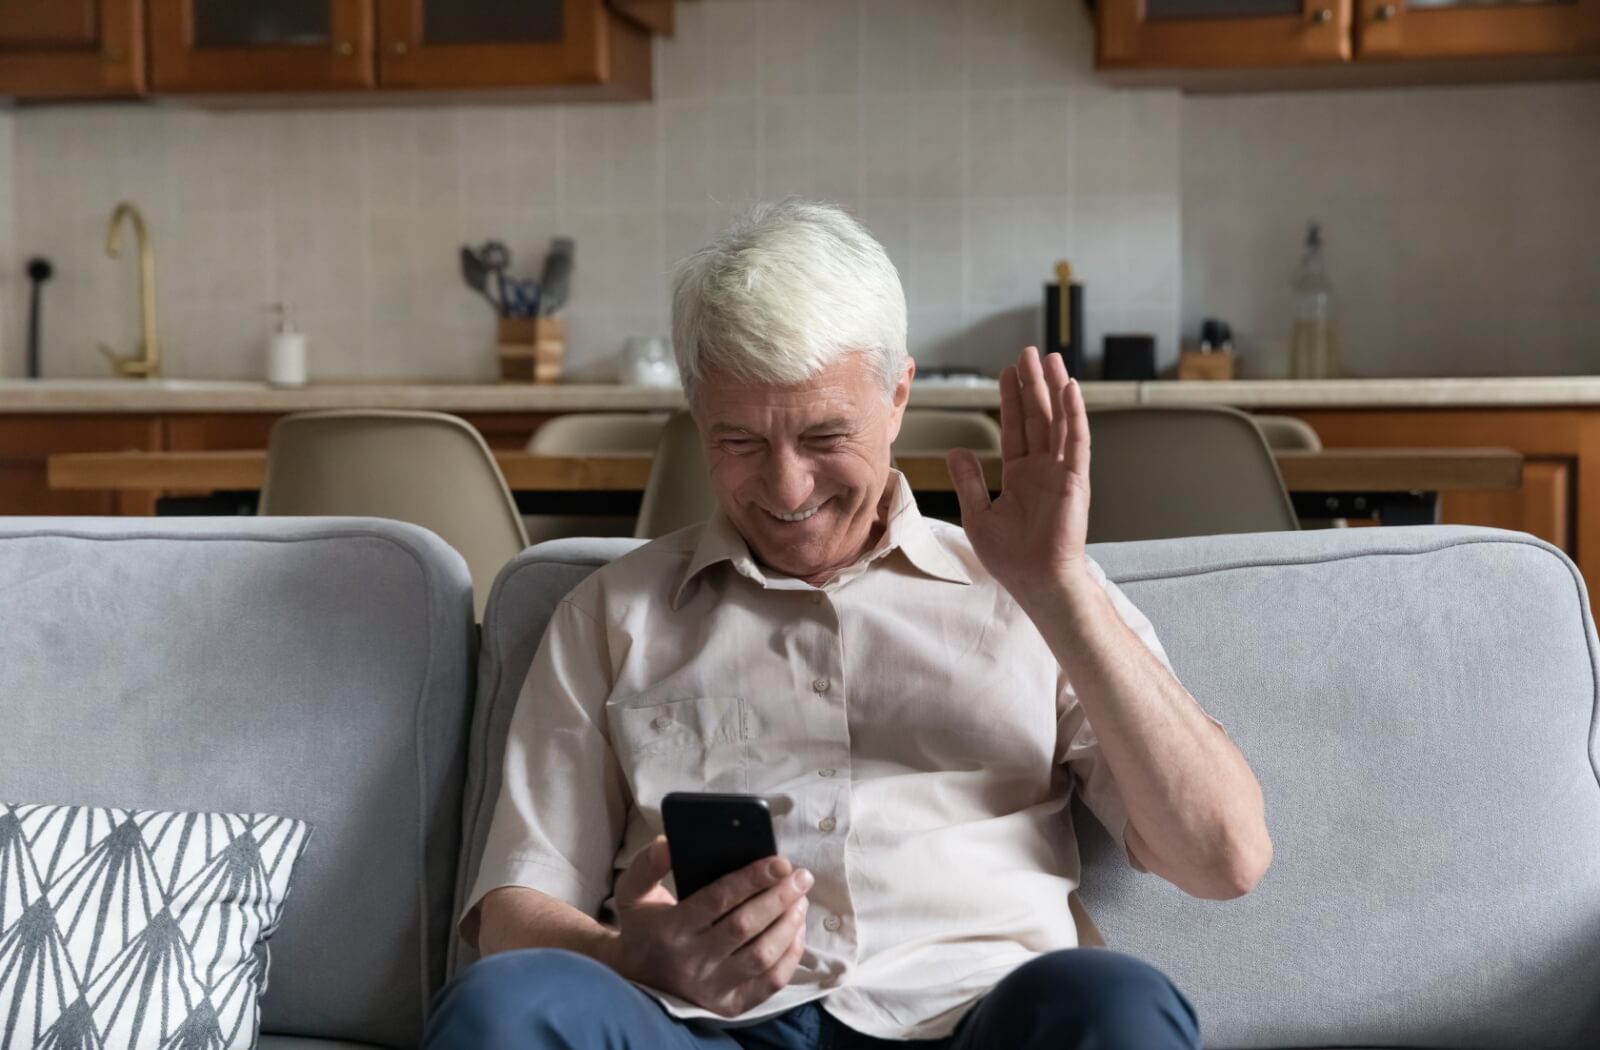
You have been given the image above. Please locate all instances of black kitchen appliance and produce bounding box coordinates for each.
[1043,261,1084,378]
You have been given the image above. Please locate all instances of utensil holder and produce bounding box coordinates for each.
[1177,348,1236,381]
[497,317,564,384]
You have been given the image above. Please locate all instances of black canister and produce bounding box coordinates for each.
[1043,261,1084,379]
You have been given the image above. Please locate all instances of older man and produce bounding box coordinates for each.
[426,200,1270,1050]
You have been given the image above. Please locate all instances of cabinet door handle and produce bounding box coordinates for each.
[335,40,354,56]
[391,40,411,56]
[1310,7,1334,22]
[1375,3,1398,18]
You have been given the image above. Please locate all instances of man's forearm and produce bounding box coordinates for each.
[477,886,624,971]
[1025,569,1271,899]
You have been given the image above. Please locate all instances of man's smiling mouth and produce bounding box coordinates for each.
[766,502,825,523]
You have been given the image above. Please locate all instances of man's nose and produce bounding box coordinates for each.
[766,447,815,511]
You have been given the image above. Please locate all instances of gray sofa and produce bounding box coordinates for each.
[2,518,1596,1049]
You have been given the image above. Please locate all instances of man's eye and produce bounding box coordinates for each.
[721,439,760,454]
[809,434,847,447]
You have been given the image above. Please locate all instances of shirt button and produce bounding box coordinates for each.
[812,678,830,694]
[810,593,823,605]
[650,715,671,730]
[819,817,837,833]
[818,768,836,778]
[822,915,843,933]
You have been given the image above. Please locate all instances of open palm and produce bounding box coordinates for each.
[946,346,1091,605]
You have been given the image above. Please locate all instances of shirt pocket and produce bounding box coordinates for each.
[608,696,751,804]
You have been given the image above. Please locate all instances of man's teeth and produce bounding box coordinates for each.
[771,505,821,522]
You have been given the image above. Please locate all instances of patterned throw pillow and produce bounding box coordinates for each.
[0,802,312,1049]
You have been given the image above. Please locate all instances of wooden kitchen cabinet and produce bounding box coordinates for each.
[1097,0,1352,70]
[1442,458,1571,551]
[609,0,674,36]
[40,0,656,99]
[0,416,161,516]
[147,0,375,92]
[0,0,145,98]
[375,0,650,96]
[1096,0,1600,82]
[1280,408,1585,556]
[1355,0,1600,61]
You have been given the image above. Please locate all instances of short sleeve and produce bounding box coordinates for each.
[1055,557,1217,872]
[458,597,628,947]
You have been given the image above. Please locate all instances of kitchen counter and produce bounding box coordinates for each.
[1137,377,1600,408]
[3,377,1599,413]
[0,378,1134,413]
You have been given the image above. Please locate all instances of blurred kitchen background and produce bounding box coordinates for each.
[2,0,1594,385]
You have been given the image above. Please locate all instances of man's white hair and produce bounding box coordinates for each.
[671,199,908,404]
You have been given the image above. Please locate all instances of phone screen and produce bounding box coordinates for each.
[661,792,779,900]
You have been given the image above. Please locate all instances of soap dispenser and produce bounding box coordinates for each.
[265,302,308,388]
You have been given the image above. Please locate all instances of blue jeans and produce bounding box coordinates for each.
[423,948,1201,1049]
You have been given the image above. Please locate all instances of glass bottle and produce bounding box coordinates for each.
[1289,222,1340,380]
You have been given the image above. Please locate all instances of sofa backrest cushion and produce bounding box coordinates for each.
[460,527,1600,1049]
[1081,526,1600,1049]
[454,537,640,972]
[0,518,475,1049]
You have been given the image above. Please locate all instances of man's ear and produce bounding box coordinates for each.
[886,357,915,443]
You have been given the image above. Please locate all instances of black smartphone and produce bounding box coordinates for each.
[661,792,779,901]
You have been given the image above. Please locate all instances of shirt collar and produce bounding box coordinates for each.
[672,470,971,607]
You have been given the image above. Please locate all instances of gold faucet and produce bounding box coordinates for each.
[98,201,161,378]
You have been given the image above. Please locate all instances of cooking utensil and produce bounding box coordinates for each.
[25,257,53,379]
[459,245,499,314]
[504,277,541,319]
[536,237,574,316]
[479,240,512,316]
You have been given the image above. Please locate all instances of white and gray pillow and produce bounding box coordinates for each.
[0,801,312,1049]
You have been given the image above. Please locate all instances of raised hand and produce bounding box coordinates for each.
[946,346,1092,607]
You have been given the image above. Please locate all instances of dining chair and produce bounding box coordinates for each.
[892,410,1003,454]
[260,409,527,619]
[1086,406,1299,542]
[635,411,718,540]
[525,413,670,455]
[1254,414,1344,528]
[1254,415,1322,453]
[524,413,670,544]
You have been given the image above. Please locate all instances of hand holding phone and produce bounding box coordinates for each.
[604,793,812,1018]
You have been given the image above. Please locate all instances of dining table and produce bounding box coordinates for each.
[46,448,1524,527]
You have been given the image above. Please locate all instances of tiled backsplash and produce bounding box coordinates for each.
[1,0,1180,383]
[1184,83,1600,378]
[1,0,1595,383]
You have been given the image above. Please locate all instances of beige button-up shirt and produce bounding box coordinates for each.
[464,471,1188,1040]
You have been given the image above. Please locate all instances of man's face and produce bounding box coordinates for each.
[696,353,914,586]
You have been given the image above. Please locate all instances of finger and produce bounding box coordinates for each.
[722,896,808,982]
[1044,351,1070,460]
[682,855,793,931]
[1064,377,1090,477]
[1018,346,1052,456]
[727,917,808,1015]
[998,365,1025,461]
[946,449,992,526]
[613,836,673,906]
[707,867,813,956]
